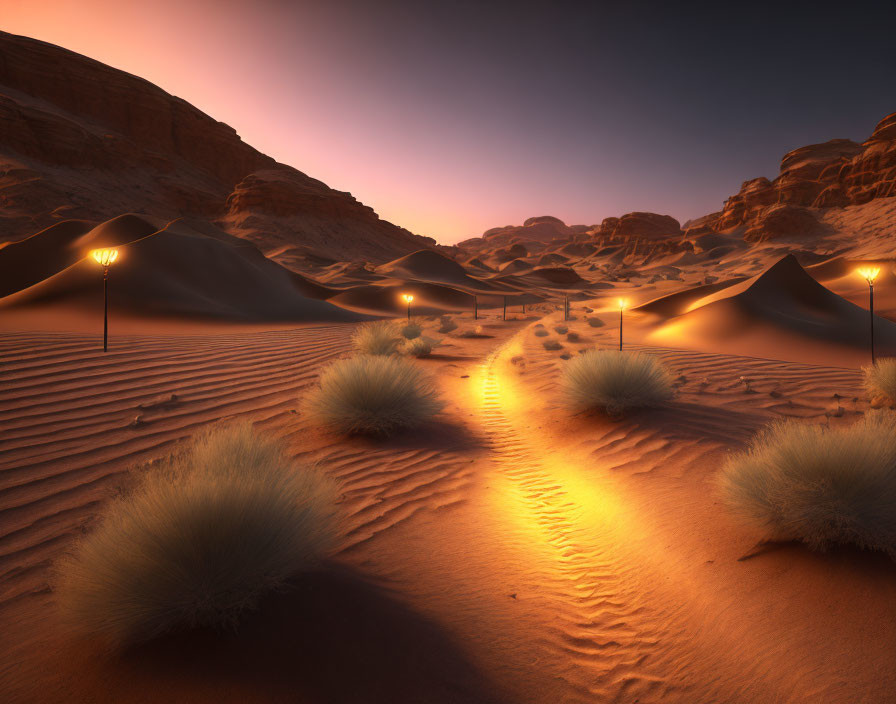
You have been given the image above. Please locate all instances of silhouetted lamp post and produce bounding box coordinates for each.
[857,266,880,364]
[618,298,627,351]
[473,294,478,320]
[401,293,414,321]
[91,248,119,352]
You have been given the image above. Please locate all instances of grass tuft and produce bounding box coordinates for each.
[586,317,605,328]
[543,339,563,351]
[400,320,423,339]
[864,358,896,404]
[305,355,443,435]
[437,316,458,334]
[405,337,434,357]
[352,321,402,355]
[534,328,549,337]
[554,324,568,334]
[719,412,896,557]
[56,424,336,648]
[561,350,674,414]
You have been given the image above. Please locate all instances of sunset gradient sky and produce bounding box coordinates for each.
[4,0,895,243]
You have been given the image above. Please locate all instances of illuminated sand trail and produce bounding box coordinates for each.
[475,345,669,703]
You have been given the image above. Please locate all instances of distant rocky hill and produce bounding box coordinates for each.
[460,110,895,257]
[0,31,434,265]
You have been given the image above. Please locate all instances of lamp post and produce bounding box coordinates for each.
[503,296,507,321]
[91,248,119,352]
[857,267,880,364]
[473,294,478,320]
[401,293,414,321]
[618,298,627,351]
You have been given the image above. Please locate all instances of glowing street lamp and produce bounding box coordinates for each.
[401,293,414,321]
[91,248,119,352]
[857,266,881,364]
[618,298,627,351]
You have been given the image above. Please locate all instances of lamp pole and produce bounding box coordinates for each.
[618,298,626,351]
[473,295,478,320]
[91,248,119,352]
[857,267,880,365]
[503,296,507,321]
[103,264,110,352]
[869,279,875,365]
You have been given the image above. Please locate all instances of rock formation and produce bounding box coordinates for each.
[0,31,434,264]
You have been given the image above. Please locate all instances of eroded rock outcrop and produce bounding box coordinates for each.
[0,31,434,264]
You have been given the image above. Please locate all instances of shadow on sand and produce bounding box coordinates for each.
[126,566,509,703]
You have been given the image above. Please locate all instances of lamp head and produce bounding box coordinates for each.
[402,294,414,303]
[857,266,880,285]
[618,298,627,311]
[91,248,119,267]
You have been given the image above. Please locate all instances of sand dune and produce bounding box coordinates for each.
[0,215,361,322]
[642,254,896,363]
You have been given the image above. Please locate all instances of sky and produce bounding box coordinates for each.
[3,0,896,244]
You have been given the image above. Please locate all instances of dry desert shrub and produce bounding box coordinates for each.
[586,317,605,328]
[543,339,563,351]
[534,328,549,337]
[719,412,896,557]
[561,350,674,414]
[864,358,896,404]
[400,320,423,339]
[352,320,403,355]
[305,355,443,435]
[405,337,434,357]
[458,325,485,338]
[554,324,568,334]
[56,424,336,648]
[437,315,458,334]
[566,332,581,343]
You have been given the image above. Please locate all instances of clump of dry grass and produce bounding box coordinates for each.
[554,324,568,334]
[719,412,896,558]
[864,358,896,404]
[566,332,581,343]
[352,320,402,355]
[561,350,674,414]
[543,339,563,351]
[56,424,336,649]
[437,315,458,334]
[534,328,549,337]
[458,325,485,338]
[586,317,605,328]
[304,355,443,435]
[400,320,423,339]
[405,337,434,357]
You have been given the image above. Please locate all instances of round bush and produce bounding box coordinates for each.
[56,424,336,648]
[864,358,896,404]
[534,328,549,337]
[543,339,563,351]
[401,321,423,339]
[305,355,443,435]
[554,324,568,334]
[719,412,896,557]
[437,316,458,334]
[561,350,674,414]
[405,337,433,357]
[352,321,402,355]
[587,317,605,328]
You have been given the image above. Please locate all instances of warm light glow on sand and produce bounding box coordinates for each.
[91,248,119,267]
[857,266,881,284]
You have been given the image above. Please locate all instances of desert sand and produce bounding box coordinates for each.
[3,30,896,704]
